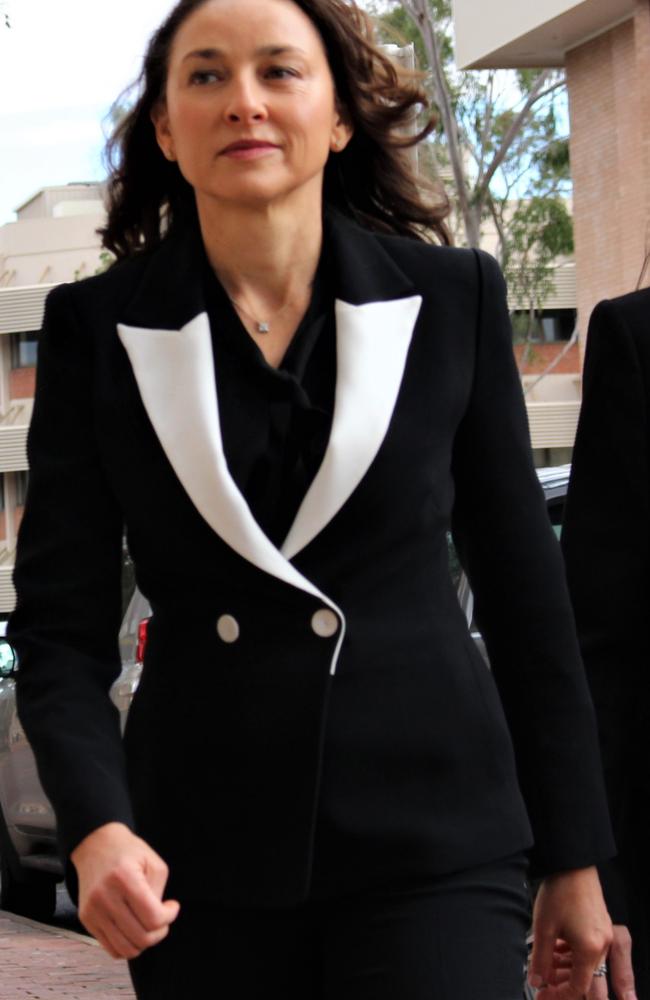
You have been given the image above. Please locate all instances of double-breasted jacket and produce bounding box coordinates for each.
[9,209,614,906]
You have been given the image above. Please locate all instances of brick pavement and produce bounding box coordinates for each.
[0,910,135,999]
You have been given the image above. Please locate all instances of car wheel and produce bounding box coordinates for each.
[0,810,57,922]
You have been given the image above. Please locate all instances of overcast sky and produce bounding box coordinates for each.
[0,0,179,225]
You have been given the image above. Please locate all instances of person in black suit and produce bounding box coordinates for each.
[562,286,650,1000]
[8,0,614,997]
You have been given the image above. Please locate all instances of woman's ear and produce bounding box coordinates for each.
[151,101,177,162]
[330,108,354,153]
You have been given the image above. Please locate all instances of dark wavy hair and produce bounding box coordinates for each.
[99,0,450,259]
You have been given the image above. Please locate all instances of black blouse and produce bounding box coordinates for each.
[201,245,336,549]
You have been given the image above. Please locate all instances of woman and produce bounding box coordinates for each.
[8,0,614,997]
[562,284,650,1000]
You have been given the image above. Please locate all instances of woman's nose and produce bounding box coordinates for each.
[223,76,268,123]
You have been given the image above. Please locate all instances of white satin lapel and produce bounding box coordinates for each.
[281,295,422,560]
[117,313,328,603]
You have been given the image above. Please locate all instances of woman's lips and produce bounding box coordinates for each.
[220,142,279,159]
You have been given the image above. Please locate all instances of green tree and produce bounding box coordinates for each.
[372,0,573,266]
[371,0,577,384]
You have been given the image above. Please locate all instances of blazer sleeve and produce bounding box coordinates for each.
[561,298,649,922]
[451,250,615,879]
[7,283,136,864]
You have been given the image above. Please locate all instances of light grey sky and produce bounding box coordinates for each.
[0,0,179,225]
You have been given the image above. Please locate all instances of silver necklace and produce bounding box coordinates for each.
[228,294,296,334]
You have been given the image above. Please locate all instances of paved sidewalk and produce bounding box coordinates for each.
[0,909,135,999]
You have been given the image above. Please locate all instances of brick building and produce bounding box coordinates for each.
[451,0,650,461]
[452,0,650,344]
[0,184,105,613]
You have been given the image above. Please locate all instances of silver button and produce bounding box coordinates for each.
[216,614,240,644]
[311,608,339,638]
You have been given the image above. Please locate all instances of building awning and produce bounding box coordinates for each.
[0,546,16,613]
[526,399,580,449]
[506,263,576,312]
[452,0,636,68]
[0,400,33,472]
[0,284,55,335]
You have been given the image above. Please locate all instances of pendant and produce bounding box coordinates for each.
[257,322,270,333]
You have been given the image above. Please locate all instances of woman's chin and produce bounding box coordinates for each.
[195,180,321,217]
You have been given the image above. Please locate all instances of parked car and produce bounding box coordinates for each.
[0,547,149,920]
[0,465,571,921]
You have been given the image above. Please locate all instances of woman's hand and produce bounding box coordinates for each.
[70,822,180,960]
[528,866,612,998]
[587,924,637,1000]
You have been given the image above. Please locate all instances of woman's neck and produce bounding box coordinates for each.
[196,197,323,312]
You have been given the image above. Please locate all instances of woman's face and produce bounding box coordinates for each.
[153,0,352,213]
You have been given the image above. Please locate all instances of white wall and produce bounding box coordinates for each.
[452,0,636,67]
[0,214,105,286]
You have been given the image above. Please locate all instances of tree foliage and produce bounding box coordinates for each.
[370,0,574,324]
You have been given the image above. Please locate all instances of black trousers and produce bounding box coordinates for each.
[619,828,650,1000]
[128,852,531,1000]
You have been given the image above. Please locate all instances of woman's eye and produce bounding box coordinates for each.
[189,70,222,85]
[264,66,299,80]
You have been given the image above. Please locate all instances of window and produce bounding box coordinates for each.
[15,471,29,507]
[10,332,38,368]
[511,309,576,344]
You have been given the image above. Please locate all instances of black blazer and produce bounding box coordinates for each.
[562,288,650,932]
[8,209,614,907]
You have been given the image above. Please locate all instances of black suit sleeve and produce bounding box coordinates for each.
[561,298,649,922]
[451,250,615,878]
[8,283,135,864]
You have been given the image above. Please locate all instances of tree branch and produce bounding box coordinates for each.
[476,71,496,185]
[522,325,579,394]
[403,0,480,243]
[476,70,554,200]
[487,194,508,265]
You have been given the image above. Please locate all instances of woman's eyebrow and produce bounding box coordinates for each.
[182,45,308,62]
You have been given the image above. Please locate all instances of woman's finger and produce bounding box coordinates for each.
[608,925,637,1000]
[142,851,171,899]
[112,867,179,933]
[529,928,557,990]
[100,914,151,960]
[106,863,178,934]
[79,895,141,959]
[80,873,173,954]
[103,892,174,951]
[586,964,610,1000]
[89,924,122,961]
[566,950,610,999]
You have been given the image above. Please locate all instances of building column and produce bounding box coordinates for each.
[566,1,650,354]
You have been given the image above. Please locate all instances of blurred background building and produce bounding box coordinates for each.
[0,183,105,612]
